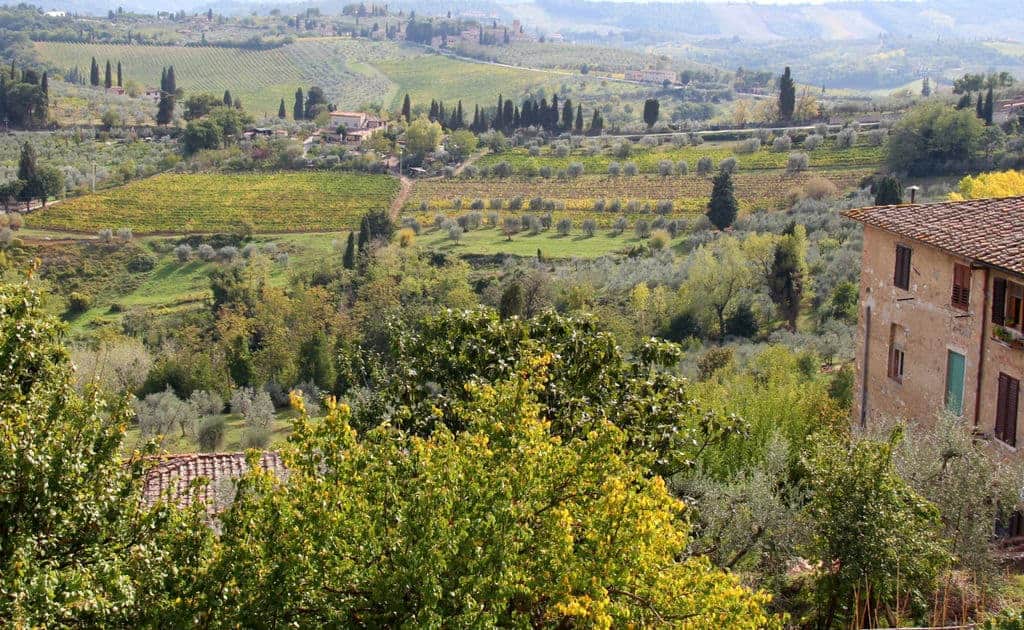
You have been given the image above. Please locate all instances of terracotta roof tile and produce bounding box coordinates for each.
[142,452,286,515]
[843,196,1024,276]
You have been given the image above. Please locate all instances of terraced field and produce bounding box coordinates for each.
[406,169,871,226]
[474,142,884,174]
[29,172,399,233]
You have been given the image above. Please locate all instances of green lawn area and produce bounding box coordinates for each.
[417,224,655,258]
[122,412,298,455]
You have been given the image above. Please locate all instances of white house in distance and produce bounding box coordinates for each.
[328,111,383,131]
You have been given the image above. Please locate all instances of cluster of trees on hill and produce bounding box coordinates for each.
[404,92,607,136]
[82,57,123,89]
[0,142,63,210]
[0,64,48,128]
[292,85,330,121]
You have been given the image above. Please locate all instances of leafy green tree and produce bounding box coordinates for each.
[205,374,778,628]
[183,93,222,120]
[806,429,949,627]
[182,119,222,154]
[298,331,336,391]
[304,86,328,119]
[0,179,24,212]
[0,279,209,626]
[886,103,983,176]
[707,170,738,230]
[683,237,754,338]
[778,66,796,122]
[642,98,660,128]
[767,224,808,331]
[404,116,442,156]
[35,166,64,208]
[445,128,477,160]
[873,174,904,205]
[208,106,252,139]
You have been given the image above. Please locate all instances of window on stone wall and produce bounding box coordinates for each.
[887,323,905,383]
[951,263,971,310]
[894,244,912,290]
[995,373,1020,447]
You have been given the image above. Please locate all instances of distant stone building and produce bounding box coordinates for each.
[624,69,677,85]
[843,197,1024,452]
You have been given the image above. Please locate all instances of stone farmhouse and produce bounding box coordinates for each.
[843,197,1024,453]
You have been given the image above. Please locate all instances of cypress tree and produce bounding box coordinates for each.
[40,72,48,100]
[643,98,660,128]
[17,142,38,208]
[278,98,286,118]
[357,216,370,252]
[89,57,99,86]
[562,98,573,131]
[294,87,304,120]
[298,331,336,391]
[707,170,738,230]
[342,231,356,269]
[104,60,112,89]
[574,104,583,134]
[767,225,808,331]
[116,61,122,87]
[984,86,994,125]
[223,90,232,106]
[778,66,796,122]
[401,93,411,123]
[156,66,176,125]
[873,175,904,205]
[975,92,984,119]
[499,281,524,319]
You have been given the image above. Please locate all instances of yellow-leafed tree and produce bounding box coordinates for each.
[949,169,1024,200]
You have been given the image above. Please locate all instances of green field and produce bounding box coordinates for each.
[28,172,400,233]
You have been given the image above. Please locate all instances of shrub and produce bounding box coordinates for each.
[696,157,713,176]
[607,162,621,176]
[718,157,738,174]
[529,197,544,212]
[582,218,597,236]
[407,219,422,235]
[656,200,673,215]
[231,387,275,430]
[724,302,759,338]
[241,428,271,449]
[786,152,810,172]
[398,227,416,247]
[613,217,628,234]
[174,244,193,262]
[592,198,606,212]
[658,160,673,176]
[864,128,886,147]
[503,216,521,235]
[448,225,463,242]
[627,200,641,213]
[197,243,216,261]
[116,227,133,242]
[803,176,838,200]
[835,127,857,149]
[197,416,226,452]
[528,145,541,157]
[814,123,829,136]
[433,214,446,229]
[755,129,772,143]
[554,144,570,158]
[486,211,499,227]
[607,199,622,213]
[67,291,92,314]
[697,346,734,380]
[567,162,584,178]
[97,228,113,243]
[634,219,651,239]
[676,160,689,175]
[539,166,553,179]
[735,138,761,154]
[623,162,638,176]
[219,246,240,262]
[489,198,503,210]
[470,198,485,210]
[492,161,512,178]
[803,134,824,150]
[771,135,792,152]
[452,198,463,210]
[508,197,523,211]
[556,218,572,236]
[648,229,670,251]
[614,141,632,158]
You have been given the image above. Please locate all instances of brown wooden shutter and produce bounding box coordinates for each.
[894,245,912,289]
[952,264,971,309]
[1007,376,1020,447]
[996,373,1009,441]
[994,278,1007,325]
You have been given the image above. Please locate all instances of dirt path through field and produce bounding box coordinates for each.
[389,175,413,218]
